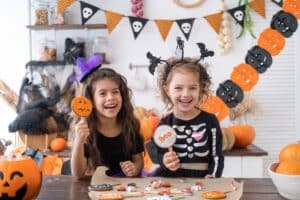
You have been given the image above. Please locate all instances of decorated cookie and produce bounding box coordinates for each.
[201,191,226,199]
[153,125,177,150]
[98,193,123,200]
[71,96,93,117]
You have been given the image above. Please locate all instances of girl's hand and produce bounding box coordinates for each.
[205,174,213,179]
[163,151,180,171]
[120,161,138,177]
[74,118,90,144]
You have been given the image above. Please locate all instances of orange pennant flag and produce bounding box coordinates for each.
[105,11,123,34]
[154,19,174,41]
[57,0,76,14]
[204,12,223,34]
[250,0,266,18]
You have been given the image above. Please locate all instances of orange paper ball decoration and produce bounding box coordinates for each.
[283,0,300,19]
[200,96,229,122]
[50,138,67,152]
[228,125,255,148]
[276,160,300,175]
[279,143,300,163]
[140,116,160,141]
[0,156,42,200]
[258,28,286,56]
[230,63,259,91]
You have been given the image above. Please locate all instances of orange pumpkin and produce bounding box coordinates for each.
[71,96,93,117]
[283,0,300,19]
[230,63,259,91]
[228,125,255,148]
[200,96,229,122]
[279,143,300,163]
[258,28,286,56]
[276,161,300,175]
[140,115,160,141]
[0,156,42,200]
[41,154,64,175]
[50,138,67,152]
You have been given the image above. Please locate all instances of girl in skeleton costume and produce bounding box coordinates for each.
[147,37,224,177]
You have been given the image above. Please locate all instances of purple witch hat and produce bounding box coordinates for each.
[75,54,103,82]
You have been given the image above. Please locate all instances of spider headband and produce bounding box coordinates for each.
[146,37,215,75]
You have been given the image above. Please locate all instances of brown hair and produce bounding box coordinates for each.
[75,68,142,170]
[157,57,212,111]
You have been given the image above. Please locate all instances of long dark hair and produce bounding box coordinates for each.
[79,68,142,170]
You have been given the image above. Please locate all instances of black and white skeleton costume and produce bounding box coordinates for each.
[153,110,224,177]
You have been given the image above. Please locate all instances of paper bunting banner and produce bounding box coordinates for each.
[57,0,76,14]
[154,19,174,41]
[271,0,283,7]
[129,17,148,39]
[80,1,100,25]
[228,5,246,27]
[250,0,266,18]
[204,12,223,34]
[176,18,195,40]
[105,11,123,34]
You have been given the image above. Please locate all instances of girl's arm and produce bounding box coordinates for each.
[71,118,90,178]
[132,152,144,175]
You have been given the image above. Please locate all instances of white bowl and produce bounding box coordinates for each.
[268,162,300,200]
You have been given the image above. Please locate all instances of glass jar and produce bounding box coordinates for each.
[33,0,50,25]
[92,37,108,61]
[37,39,57,61]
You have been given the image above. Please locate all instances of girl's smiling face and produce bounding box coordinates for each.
[165,71,201,118]
[92,79,122,120]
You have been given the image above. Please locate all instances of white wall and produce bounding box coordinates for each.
[0,1,29,141]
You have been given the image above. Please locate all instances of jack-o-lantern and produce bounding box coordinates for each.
[200,96,229,122]
[230,63,259,91]
[216,80,244,108]
[283,0,300,20]
[245,45,273,73]
[258,28,286,56]
[71,96,93,117]
[271,10,298,38]
[0,156,42,200]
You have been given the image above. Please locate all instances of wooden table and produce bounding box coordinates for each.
[36,176,284,200]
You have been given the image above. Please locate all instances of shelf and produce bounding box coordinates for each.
[27,24,107,30]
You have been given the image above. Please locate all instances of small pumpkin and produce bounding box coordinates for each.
[279,143,300,163]
[41,154,64,175]
[221,128,235,151]
[276,161,300,175]
[140,115,160,141]
[50,137,67,152]
[258,28,286,56]
[0,156,42,200]
[230,63,259,91]
[228,125,255,148]
[71,96,93,117]
[283,0,300,19]
[200,96,229,122]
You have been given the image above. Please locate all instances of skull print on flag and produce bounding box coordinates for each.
[176,18,195,40]
[128,16,148,39]
[80,1,100,25]
[228,5,246,27]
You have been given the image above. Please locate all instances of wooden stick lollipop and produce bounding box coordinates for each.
[71,96,93,118]
[153,125,177,151]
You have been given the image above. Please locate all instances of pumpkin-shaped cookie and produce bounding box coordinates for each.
[258,28,286,56]
[230,63,259,91]
[71,96,93,117]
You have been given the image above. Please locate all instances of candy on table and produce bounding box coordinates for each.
[71,96,93,117]
[153,125,177,151]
